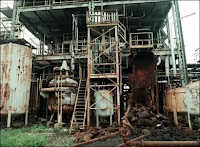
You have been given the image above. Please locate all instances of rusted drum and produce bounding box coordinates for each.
[185,81,200,115]
[1,43,32,116]
[166,88,187,112]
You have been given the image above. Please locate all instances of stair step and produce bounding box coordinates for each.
[75,108,85,110]
[72,122,83,124]
[75,115,84,116]
[75,118,84,120]
[76,105,85,106]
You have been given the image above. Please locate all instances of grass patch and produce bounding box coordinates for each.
[1,124,74,147]
[1,125,49,147]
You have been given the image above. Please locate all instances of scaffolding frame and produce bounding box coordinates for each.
[86,9,121,126]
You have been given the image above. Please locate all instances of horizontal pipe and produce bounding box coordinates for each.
[129,141,200,146]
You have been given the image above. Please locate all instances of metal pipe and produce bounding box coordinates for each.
[166,17,177,77]
[165,56,170,77]
[129,141,200,146]
[157,56,161,66]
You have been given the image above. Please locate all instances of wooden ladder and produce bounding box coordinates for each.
[69,79,87,134]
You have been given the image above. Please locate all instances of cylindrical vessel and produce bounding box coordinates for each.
[94,90,113,117]
[165,88,187,112]
[1,43,32,116]
[47,77,78,113]
[185,81,200,115]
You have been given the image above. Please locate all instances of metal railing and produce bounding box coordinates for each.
[63,32,87,41]
[129,32,154,49]
[21,0,100,7]
[86,9,119,25]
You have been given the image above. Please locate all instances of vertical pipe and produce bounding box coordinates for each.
[25,92,29,126]
[156,73,159,114]
[87,28,91,126]
[166,17,177,76]
[172,90,178,125]
[115,25,120,125]
[165,56,170,77]
[79,63,82,79]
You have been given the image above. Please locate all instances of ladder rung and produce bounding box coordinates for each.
[75,118,84,120]
[76,108,85,110]
[72,122,83,124]
[74,114,84,116]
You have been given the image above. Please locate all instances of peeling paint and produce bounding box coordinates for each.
[0,43,32,116]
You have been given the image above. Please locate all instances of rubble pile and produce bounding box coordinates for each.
[127,104,199,141]
[75,126,120,143]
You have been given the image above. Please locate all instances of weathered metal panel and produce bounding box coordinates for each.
[94,90,113,117]
[1,43,32,116]
[166,88,187,112]
[185,81,200,115]
[29,82,39,111]
[128,51,157,89]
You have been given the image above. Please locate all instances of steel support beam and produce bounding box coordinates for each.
[172,0,188,86]
[18,0,169,12]
[35,49,178,61]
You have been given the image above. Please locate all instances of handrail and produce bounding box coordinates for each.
[69,78,81,134]
[83,79,87,129]
[129,32,154,48]
[86,9,119,25]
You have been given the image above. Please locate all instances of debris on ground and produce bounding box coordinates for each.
[75,126,120,143]
[125,104,200,141]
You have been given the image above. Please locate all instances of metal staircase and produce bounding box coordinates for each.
[118,21,127,44]
[69,79,87,134]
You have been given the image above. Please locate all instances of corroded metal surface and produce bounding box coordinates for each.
[94,90,113,117]
[1,43,32,116]
[166,88,187,112]
[128,51,157,89]
[185,81,200,115]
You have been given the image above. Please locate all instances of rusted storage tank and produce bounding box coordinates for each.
[185,81,200,115]
[184,81,199,130]
[94,90,113,127]
[166,88,187,112]
[0,43,32,127]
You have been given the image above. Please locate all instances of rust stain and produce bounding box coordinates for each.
[1,43,32,116]
[128,51,156,89]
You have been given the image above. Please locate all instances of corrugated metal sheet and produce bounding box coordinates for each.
[1,43,32,116]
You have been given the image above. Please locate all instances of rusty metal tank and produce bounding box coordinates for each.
[165,88,187,112]
[94,90,114,117]
[1,43,32,116]
[185,81,200,115]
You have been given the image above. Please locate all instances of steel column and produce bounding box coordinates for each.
[172,0,188,86]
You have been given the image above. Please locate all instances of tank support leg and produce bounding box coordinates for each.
[187,112,192,130]
[96,113,99,127]
[172,95,178,125]
[7,108,11,128]
[25,107,29,126]
[110,111,112,126]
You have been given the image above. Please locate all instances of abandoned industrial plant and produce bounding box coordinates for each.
[0,0,200,146]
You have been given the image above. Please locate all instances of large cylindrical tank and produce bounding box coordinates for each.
[1,43,32,116]
[46,77,78,113]
[166,88,187,112]
[94,90,113,117]
[185,81,200,115]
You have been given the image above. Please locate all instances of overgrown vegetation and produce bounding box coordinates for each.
[1,124,75,147]
[1,125,48,146]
